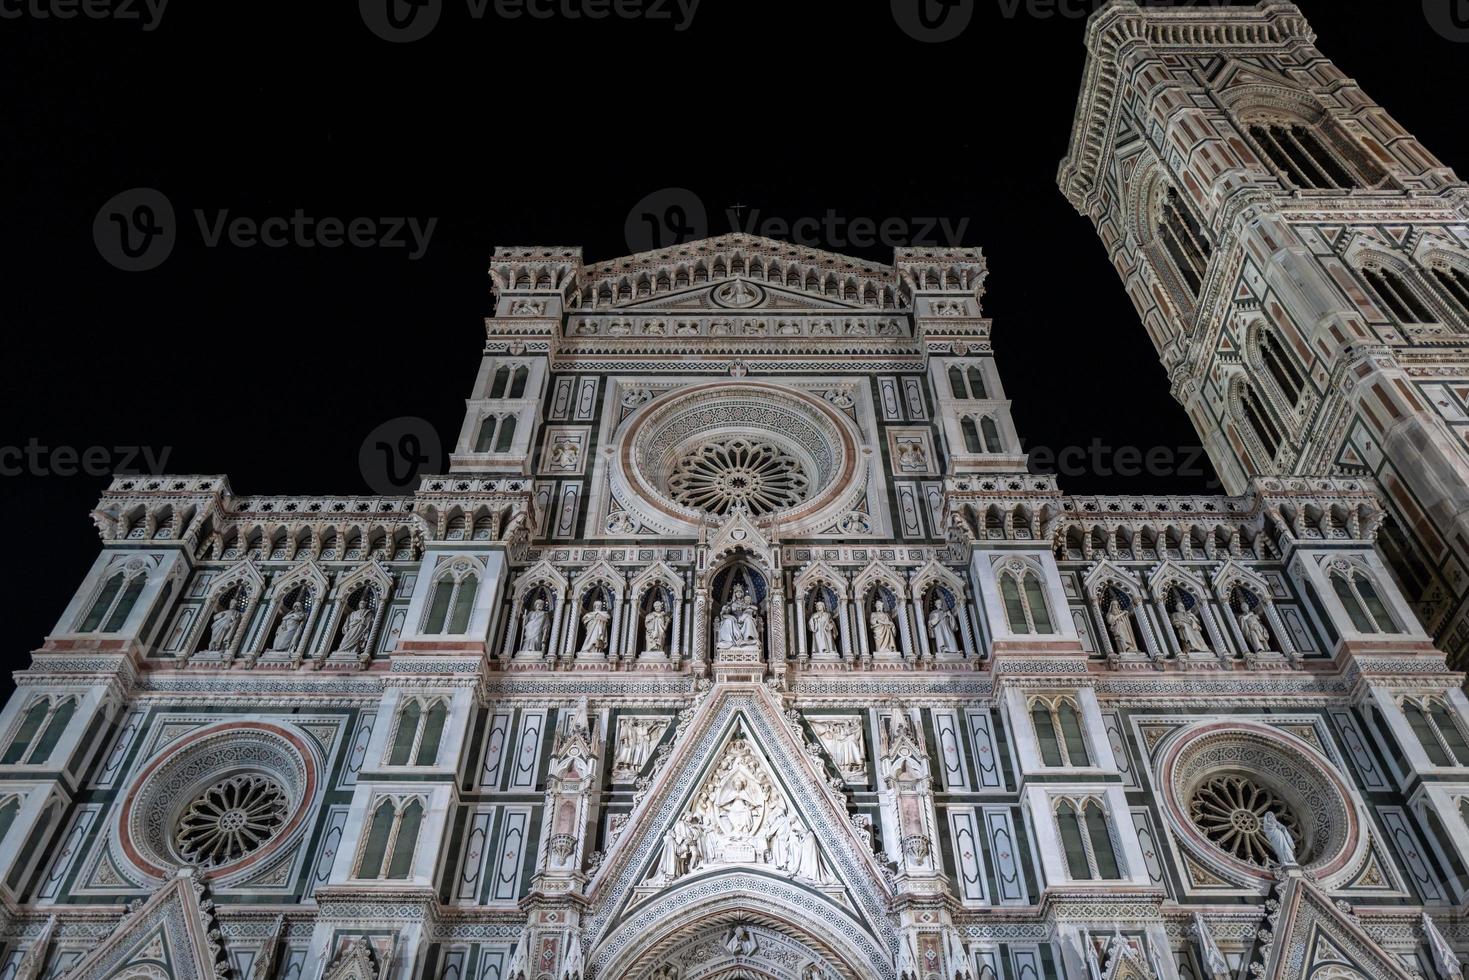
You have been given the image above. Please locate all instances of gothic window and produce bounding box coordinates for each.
[77,566,147,633]
[0,796,17,845]
[968,367,987,399]
[1329,566,1399,634]
[175,774,289,867]
[1188,774,1302,867]
[475,417,498,453]
[495,415,518,453]
[1,696,77,766]
[1241,383,1283,460]
[489,366,510,398]
[508,367,529,399]
[1362,265,1437,324]
[1377,515,1435,611]
[422,564,480,635]
[387,698,449,766]
[961,418,982,454]
[1000,566,1054,634]
[947,363,989,400]
[1157,187,1212,298]
[1432,264,1469,315]
[1247,122,1359,190]
[356,796,425,880]
[1401,697,1469,767]
[981,417,1003,454]
[948,366,966,399]
[1029,697,1090,767]
[1259,329,1306,406]
[1055,797,1121,880]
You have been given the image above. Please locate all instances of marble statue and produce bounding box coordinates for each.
[203,603,240,652]
[1423,912,1463,980]
[613,718,661,776]
[334,604,370,654]
[1191,911,1230,980]
[269,601,306,652]
[1105,597,1139,653]
[1239,605,1273,654]
[870,602,899,654]
[644,599,671,654]
[716,585,761,650]
[521,598,549,653]
[1170,601,1211,654]
[1261,811,1298,867]
[808,600,838,658]
[580,600,610,654]
[811,718,865,778]
[927,603,961,657]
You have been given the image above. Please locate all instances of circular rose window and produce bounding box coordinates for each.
[668,438,811,517]
[118,722,316,881]
[1188,773,1303,868]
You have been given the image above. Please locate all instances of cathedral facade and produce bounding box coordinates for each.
[2,6,1469,980]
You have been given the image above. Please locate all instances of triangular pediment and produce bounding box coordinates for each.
[1259,871,1417,980]
[63,869,226,980]
[582,684,895,980]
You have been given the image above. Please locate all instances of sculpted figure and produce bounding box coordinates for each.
[1170,601,1211,654]
[808,600,838,658]
[870,601,899,654]
[334,603,370,653]
[521,598,549,653]
[269,601,306,652]
[580,600,610,654]
[1105,597,1139,653]
[644,599,671,654]
[204,602,240,652]
[1239,605,1273,654]
[716,585,761,650]
[1261,811,1298,867]
[928,603,961,657]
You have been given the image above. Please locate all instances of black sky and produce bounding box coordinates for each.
[2,0,1465,680]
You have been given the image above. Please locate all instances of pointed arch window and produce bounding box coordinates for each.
[423,565,480,635]
[1157,187,1212,298]
[494,416,518,453]
[1248,123,1358,190]
[488,366,511,399]
[474,417,498,453]
[981,417,1003,454]
[1363,265,1436,324]
[77,567,147,633]
[0,796,18,845]
[1055,797,1121,880]
[387,697,449,766]
[1330,566,1399,634]
[1432,264,1469,315]
[1,697,77,766]
[948,366,967,399]
[1259,329,1305,405]
[1000,566,1054,635]
[356,796,426,880]
[967,367,987,399]
[508,367,529,399]
[1029,697,1089,767]
[1241,384,1282,460]
[961,418,982,454]
[1402,697,1469,767]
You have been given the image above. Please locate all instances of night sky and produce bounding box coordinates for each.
[3,0,1465,683]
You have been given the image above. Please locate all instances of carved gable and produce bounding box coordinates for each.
[63,870,227,980]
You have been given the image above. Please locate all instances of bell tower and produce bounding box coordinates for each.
[1059,0,1469,662]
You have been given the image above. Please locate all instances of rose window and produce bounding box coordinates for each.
[667,438,811,517]
[175,773,290,867]
[1188,773,1302,867]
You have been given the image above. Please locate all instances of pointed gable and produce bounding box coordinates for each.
[63,869,228,980]
[1257,870,1418,980]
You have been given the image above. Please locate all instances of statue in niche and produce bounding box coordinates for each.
[613,718,661,775]
[580,599,610,654]
[203,600,241,652]
[520,597,550,653]
[1169,597,1211,654]
[269,601,306,652]
[811,718,865,778]
[334,600,371,654]
[503,506,530,540]
[808,600,839,658]
[1239,603,1274,654]
[644,599,671,654]
[1261,811,1298,867]
[715,584,761,651]
[870,601,899,654]
[927,601,961,657]
[1104,596,1139,653]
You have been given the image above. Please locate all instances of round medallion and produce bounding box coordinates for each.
[712,280,765,308]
